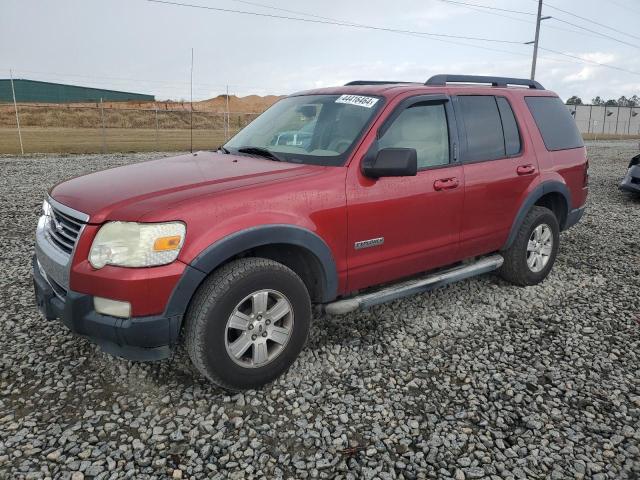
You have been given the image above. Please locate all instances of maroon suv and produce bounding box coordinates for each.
[33,75,588,390]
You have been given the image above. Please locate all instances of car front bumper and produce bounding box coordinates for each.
[32,254,181,361]
[619,165,640,194]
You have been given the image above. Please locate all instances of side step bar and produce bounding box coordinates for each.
[323,254,504,315]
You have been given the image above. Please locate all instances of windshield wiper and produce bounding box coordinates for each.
[236,146,282,162]
[217,145,230,154]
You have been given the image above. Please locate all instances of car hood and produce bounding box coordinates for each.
[50,151,324,223]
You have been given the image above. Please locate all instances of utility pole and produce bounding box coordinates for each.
[526,0,551,81]
[190,47,194,153]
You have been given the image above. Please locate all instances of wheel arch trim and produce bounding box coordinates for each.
[503,181,571,250]
[165,225,338,322]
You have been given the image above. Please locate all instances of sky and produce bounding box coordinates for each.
[2,0,640,103]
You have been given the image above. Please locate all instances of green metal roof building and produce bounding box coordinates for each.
[0,79,154,103]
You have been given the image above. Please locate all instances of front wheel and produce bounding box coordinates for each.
[499,206,560,286]
[184,258,311,390]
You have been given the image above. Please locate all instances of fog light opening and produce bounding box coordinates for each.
[94,297,131,318]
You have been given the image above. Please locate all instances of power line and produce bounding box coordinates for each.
[550,16,640,49]
[437,0,534,16]
[225,0,640,76]
[149,0,640,78]
[538,47,640,76]
[227,0,540,60]
[533,0,640,41]
[146,0,526,44]
[433,0,601,40]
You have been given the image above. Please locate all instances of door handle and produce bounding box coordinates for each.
[434,177,459,191]
[517,164,536,175]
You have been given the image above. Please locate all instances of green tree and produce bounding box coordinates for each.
[592,96,604,105]
[566,95,583,105]
[604,99,618,106]
[618,96,631,106]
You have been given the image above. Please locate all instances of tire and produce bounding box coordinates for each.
[499,206,559,286]
[184,258,311,391]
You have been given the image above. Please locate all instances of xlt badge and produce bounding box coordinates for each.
[354,237,384,250]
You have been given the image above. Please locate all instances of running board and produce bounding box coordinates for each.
[323,254,504,315]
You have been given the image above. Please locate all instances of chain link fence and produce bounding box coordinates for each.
[3,101,640,154]
[0,102,261,154]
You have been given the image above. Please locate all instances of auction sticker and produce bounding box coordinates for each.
[335,95,379,108]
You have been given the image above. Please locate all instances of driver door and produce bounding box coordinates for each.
[346,95,464,291]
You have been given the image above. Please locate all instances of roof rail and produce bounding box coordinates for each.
[344,80,417,86]
[425,74,544,90]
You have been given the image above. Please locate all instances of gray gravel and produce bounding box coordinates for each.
[1,143,639,479]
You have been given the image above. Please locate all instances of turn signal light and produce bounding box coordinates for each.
[153,235,182,251]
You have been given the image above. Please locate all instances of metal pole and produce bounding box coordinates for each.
[615,106,620,135]
[9,70,24,155]
[587,105,592,134]
[155,103,159,151]
[190,47,194,153]
[530,0,543,80]
[100,98,106,153]
[225,84,230,140]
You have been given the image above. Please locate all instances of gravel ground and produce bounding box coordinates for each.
[0,142,639,480]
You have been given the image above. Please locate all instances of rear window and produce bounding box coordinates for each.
[496,97,521,156]
[525,96,584,151]
[458,96,505,162]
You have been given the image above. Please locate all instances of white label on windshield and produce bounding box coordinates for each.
[335,95,379,108]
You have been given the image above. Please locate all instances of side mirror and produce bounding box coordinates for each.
[362,148,418,178]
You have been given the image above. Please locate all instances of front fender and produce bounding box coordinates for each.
[189,224,338,302]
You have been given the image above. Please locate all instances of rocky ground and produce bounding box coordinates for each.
[0,142,638,479]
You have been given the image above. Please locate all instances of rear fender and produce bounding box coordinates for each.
[502,181,571,250]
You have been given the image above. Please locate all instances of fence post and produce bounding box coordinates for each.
[615,106,620,135]
[9,69,24,155]
[155,103,159,151]
[225,84,230,140]
[587,105,592,134]
[100,98,106,153]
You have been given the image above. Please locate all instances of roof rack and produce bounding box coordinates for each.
[425,74,544,90]
[344,80,418,86]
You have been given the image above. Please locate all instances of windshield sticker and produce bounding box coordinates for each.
[335,95,379,108]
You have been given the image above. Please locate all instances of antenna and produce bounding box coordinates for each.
[190,47,194,153]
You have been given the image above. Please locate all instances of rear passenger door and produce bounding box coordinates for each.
[454,95,539,259]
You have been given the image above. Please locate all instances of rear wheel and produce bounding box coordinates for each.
[184,258,311,390]
[500,206,559,286]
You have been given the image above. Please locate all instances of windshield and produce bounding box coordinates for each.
[224,94,383,166]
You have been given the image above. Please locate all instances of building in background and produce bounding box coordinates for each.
[0,78,154,103]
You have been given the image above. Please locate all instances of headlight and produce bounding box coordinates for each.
[89,221,185,269]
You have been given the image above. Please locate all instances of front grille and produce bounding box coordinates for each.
[46,205,85,254]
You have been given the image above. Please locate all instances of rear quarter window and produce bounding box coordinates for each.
[525,96,584,151]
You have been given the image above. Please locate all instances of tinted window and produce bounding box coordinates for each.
[378,103,449,169]
[458,96,505,161]
[496,97,521,156]
[525,96,584,151]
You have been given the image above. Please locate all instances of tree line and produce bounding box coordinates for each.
[566,95,640,107]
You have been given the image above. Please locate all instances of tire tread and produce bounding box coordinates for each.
[184,257,308,390]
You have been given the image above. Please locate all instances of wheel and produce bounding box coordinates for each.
[499,206,559,286]
[184,258,312,390]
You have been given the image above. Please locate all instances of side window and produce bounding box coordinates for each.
[525,96,584,151]
[496,97,521,156]
[458,96,505,162]
[378,103,449,169]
